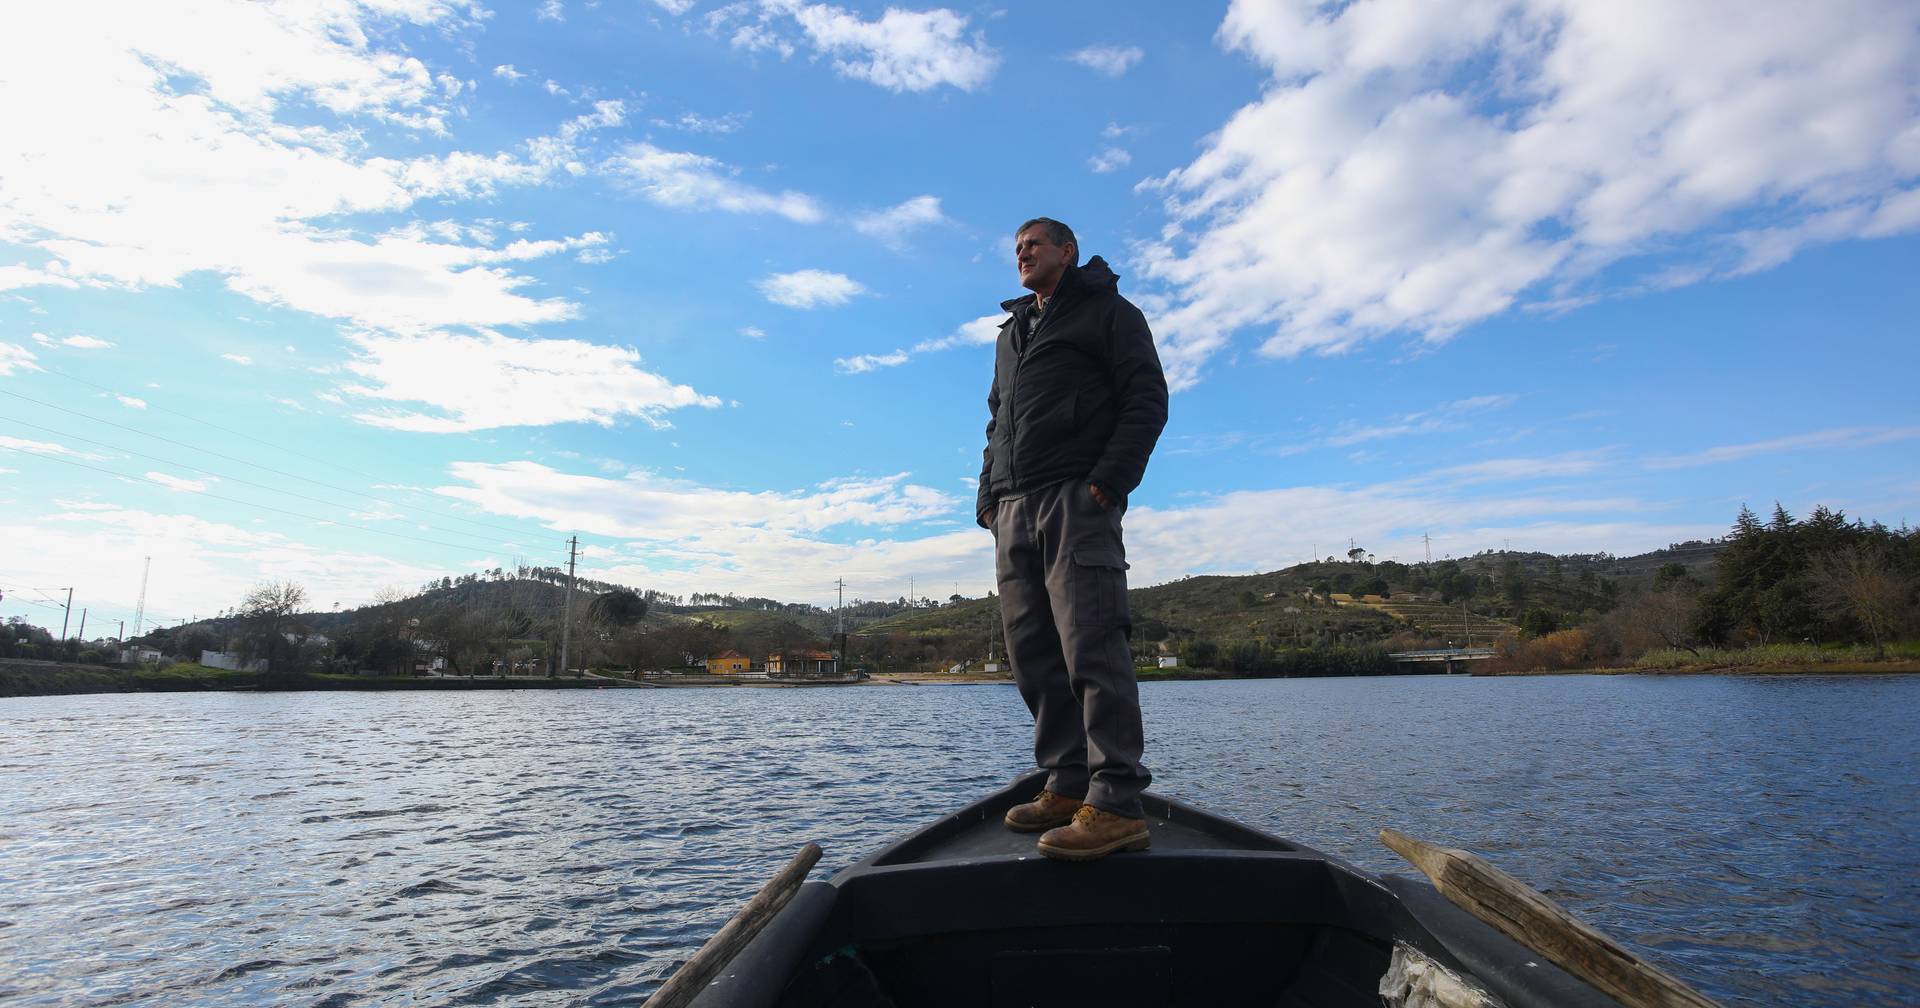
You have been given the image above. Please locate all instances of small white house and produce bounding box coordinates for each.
[200,649,266,672]
[1157,656,1181,669]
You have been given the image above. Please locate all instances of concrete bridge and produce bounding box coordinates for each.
[1386,647,1497,674]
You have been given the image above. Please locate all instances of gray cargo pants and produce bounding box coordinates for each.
[993,478,1151,819]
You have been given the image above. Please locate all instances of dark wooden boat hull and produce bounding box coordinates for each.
[688,771,1624,1007]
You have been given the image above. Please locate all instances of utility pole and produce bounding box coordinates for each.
[59,588,73,640]
[558,536,578,677]
[117,620,125,642]
[834,577,846,667]
[133,556,150,636]
[77,608,87,641]
[1424,533,1432,565]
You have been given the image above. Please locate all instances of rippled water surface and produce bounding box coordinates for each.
[2,675,1916,1006]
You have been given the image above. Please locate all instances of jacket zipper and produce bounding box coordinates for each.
[1004,293,1073,491]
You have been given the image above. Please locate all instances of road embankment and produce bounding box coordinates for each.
[0,660,644,698]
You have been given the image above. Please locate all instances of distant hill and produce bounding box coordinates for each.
[112,541,1725,675]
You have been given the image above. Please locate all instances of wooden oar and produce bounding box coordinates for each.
[643,841,823,1008]
[1380,829,1720,1008]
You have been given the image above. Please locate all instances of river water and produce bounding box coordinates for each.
[1,675,1914,1007]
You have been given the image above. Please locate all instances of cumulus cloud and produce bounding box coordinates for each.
[715,1,999,92]
[0,344,41,375]
[221,354,254,365]
[740,326,767,339]
[604,143,824,223]
[0,2,632,339]
[1137,0,1920,390]
[853,195,950,245]
[339,330,722,433]
[834,350,909,374]
[493,64,526,81]
[147,472,212,493]
[1089,147,1132,174]
[1066,44,1144,77]
[116,395,148,410]
[758,269,866,308]
[59,335,113,349]
[913,313,1004,353]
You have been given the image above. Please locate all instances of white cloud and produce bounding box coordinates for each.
[492,64,526,81]
[221,354,254,365]
[1122,484,1686,585]
[834,350,909,374]
[147,472,212,493]
[537,0,565,21]
[651,111,749,134]
[913,313,1004,353]
[426,459,1722,606]
[116,395,148,410]
[853,195,950,245]
[434,462,974,603]
[720,1,999,92]
[1089,147,1132,174]
[1067,44,1144,77]
[1645,426,1920,469]
[1418,453,1609,486]
[651,0,697,13]
[340,330,722,433]
[604,144,824,223]
[0,265,80,291]
[58,334,113,350]
[0,344,40,375]
[0,435,79,456]
[0,2,630,339]
[740,326,767,339]
[1137,0,1920,389]
[0,503,449,622]
[1323,394,1518,447]
[758,269,866,308]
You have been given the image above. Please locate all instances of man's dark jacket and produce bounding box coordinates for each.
[976,256,1168,526]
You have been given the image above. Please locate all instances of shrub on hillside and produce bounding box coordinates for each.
[1488,628,1594,672]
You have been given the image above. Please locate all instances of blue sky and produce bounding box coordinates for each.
[2,0,1917,635]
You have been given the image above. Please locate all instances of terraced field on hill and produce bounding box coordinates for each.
[1331,594,1518,641]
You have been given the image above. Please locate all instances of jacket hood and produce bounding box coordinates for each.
[1000,255,1119,311]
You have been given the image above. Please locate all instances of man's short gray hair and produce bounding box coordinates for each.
[1017,217,1078,265]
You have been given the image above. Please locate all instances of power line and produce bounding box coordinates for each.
[0,412,533,553]
[1,443,528,555]
[38,362,410,488]
[0,387,536,541]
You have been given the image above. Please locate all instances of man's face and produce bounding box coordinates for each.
[1015,227,1074,294]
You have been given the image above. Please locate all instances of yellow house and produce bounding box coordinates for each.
[705,650,751,675]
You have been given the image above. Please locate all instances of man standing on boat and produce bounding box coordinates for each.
[978,217,1168,861]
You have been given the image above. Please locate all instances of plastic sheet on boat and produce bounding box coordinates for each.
[1379,941,1506,1008]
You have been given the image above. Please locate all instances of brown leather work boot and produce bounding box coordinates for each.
[1036,804,1151,861]
[1003,789,1083,832]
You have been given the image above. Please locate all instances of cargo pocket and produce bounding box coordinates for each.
[1070,548,1130,627]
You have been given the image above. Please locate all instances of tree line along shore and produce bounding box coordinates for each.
[5,503,1916,699]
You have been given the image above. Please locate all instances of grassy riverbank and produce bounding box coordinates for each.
[1482,641,1920,677]
[0,660,644,698]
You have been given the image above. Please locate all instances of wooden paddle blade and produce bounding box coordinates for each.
[644,841,824,1008]
[1380,829,1721,1008]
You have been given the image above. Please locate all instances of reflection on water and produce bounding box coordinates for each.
[1,674,1914,1006]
